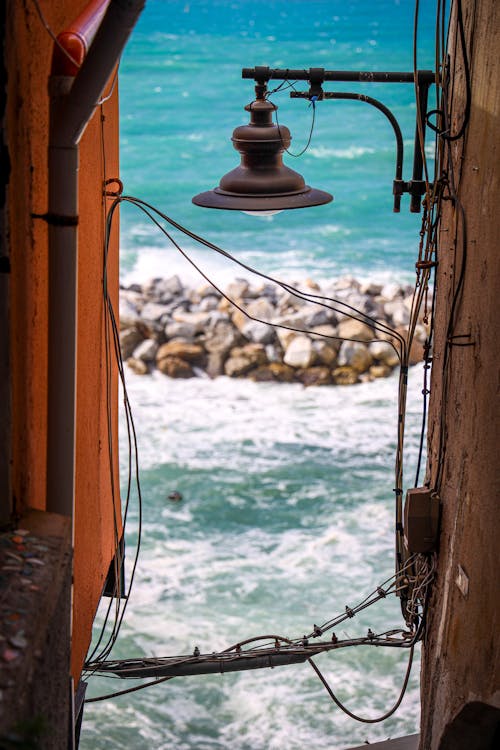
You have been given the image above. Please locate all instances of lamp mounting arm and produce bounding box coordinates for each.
[291,90,405,212]
[242,66,438,212]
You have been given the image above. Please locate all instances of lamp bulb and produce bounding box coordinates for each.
[242,209,283,217]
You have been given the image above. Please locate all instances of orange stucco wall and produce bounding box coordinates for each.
[6,0,122,680]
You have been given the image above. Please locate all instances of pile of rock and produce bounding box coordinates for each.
[119,275,428,386]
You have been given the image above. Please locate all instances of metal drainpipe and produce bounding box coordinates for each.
[46,0,145,523]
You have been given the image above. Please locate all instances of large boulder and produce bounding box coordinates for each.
[119,298,141,329]
[120,327,144,359]
[297,366,332,386]
[225,278,250,300]
[198,295,220,312]
[332,366,359,385]
[369,364,392,379]
[275,289,307,312]
[197,283,221,299]
[156,340,206,366]
[133,338,159,363]
[151,275,184,302]
[331,276,361,293]
[230,343,267,366]
[360,281,383,296]
[276,328,298,350]
[309,323,339,341]
[337,341,373,373]
[242,320,275,344]
[140,301,172,324]
[252,282,278,302]
[157,356,195,378]
[164,321,197,341]
[312,339,339,367]
[381,282,404,301]
[337,317,374,342]
[246,296,276,321]
[126,357,148,375]
[224,356,254,377]
[204,319,243,355]
[265,343,283,363]
[249,363,296,383]
[206,352,225,378]
[224,344,267,377]
[384,299,410,327]
[369,340,400,367]
[172,309,218,333]
[283,335,315,369]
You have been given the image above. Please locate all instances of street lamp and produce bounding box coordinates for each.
[192,66,437,214]
[192,78,332,214]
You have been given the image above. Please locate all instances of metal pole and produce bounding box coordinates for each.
[46,0,145,519]
[242,67,436,85]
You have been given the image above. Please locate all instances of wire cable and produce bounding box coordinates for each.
[30,0,81,69]
[308,643,414,723]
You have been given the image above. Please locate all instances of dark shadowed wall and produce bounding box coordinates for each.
[420,1,500,747]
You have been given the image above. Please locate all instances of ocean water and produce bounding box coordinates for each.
[81,1,437,747]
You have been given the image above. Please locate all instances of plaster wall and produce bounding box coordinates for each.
[5,0,121,680]
[420,1,500,747]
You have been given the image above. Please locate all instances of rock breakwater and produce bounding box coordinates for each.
[119,275,428,386]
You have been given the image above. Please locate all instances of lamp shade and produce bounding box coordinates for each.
[192,98,333,212]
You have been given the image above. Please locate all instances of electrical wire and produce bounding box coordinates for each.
[88,190,437,636]
[441,0,471,142]
[85,675,175,703]
[428,0,472,493]
[274,92,317,158]
[85,536,433,704]
[85,198,144,667]
[308,644,414,724]
[81,188,434,702]
[111,195,406,355]
[97,63,120,106]
[83,0,451,710]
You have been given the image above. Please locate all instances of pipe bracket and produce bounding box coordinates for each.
[32,212,79,226]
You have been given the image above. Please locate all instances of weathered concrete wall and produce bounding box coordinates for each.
[420,1,500,747]
[5,0,121,681]
[0,511,72,749]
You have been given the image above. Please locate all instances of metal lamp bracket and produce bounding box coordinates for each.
[242,66,438,213]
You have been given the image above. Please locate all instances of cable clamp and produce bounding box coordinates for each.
[104,178,124,197]
[447,332,474,347]
[376,587,387,598]
[31,212,79,227]
[345,606,354,618]
[393,179,408,197]
[307,68,325,101]
[313,624,322,637]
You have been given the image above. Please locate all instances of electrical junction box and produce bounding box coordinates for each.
[403,487,440,554]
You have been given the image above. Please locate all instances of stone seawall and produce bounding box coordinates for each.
[119,275,428,386]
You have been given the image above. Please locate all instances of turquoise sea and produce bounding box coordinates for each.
[81,1,437,747]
